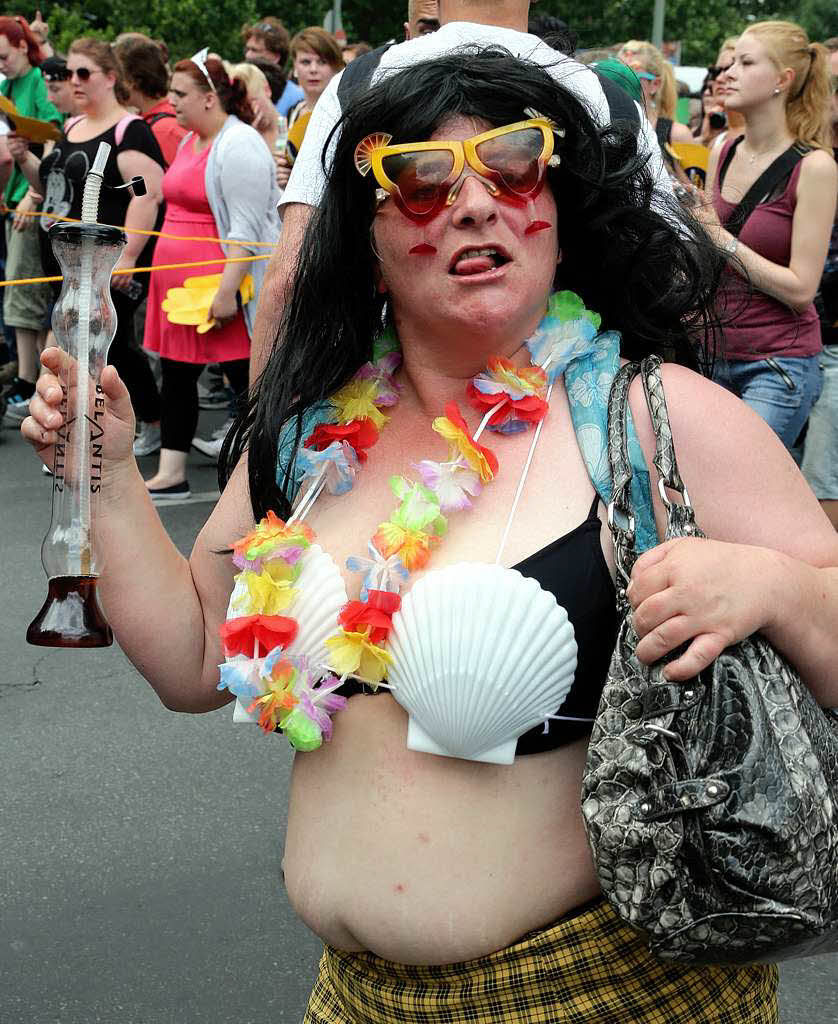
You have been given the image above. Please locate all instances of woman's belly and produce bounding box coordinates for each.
[283,693,600,965]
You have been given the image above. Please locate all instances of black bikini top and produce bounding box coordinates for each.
[337,493,616,755]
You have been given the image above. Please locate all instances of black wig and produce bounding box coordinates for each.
[223,47,724,521]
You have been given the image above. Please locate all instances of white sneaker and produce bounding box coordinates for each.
[191,434,224,461]
[211,417,234,441]
[133,422,161,457]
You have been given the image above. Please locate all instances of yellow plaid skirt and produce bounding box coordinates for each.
[303,899,778,1023]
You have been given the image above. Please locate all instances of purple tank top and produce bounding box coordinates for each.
[713,137,821,361]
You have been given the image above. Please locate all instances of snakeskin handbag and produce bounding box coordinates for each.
[581,355,838,964]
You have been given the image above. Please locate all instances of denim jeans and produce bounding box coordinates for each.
[712,354,824,454]
[801,345,838,498]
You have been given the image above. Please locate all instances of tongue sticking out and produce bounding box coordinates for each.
[453,254,497,276]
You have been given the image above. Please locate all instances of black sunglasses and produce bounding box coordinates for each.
[68,67,101,82]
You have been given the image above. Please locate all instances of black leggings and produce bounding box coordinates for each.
[159,356,249,452]
[80,287,161,424]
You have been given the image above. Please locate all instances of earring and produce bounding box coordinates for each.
[375,188,388,205]
[548,155,560,169]
[773,87,781,95]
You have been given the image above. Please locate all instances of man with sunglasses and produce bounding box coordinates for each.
[250,0,674,384]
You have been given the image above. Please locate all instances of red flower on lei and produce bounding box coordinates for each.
[219,614,299,658]
[304,419,380,463]
[337,590,402,645]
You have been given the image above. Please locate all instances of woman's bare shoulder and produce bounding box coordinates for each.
[798,147,838,187]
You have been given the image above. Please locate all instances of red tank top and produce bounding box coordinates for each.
[713,137,821,361]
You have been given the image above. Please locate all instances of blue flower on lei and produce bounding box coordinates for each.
[295,440,360,496]
[346,540,409,600]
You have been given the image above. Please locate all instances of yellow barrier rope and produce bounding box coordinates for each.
[0,204,277,249]
[0,253,270,288]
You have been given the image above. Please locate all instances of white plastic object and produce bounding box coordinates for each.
[386,563,578,764]
[229,544,348,724]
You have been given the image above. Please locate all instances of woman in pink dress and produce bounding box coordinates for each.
[142,51,279,499]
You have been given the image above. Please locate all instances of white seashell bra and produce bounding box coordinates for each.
[221,302,654,763]
[225,492,617,764]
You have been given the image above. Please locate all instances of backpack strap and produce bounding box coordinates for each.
[337,43,393,108]
[719,138,808,238]
[114,113,142,148]
[147,110,176,127]
[63,114,86,134]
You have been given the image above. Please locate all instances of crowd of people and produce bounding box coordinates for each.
[1,8,836,513]
[8,1,838,1020]
[0,13,339,496]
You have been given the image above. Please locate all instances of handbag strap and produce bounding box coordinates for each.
[718,138,808,238]
[607,355,705,586]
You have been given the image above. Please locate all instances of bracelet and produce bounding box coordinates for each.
[722,236,738,257]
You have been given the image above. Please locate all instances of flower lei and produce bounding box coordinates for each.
[219,291,603,751]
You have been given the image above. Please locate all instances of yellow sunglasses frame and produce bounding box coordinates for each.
[354,115,563,220]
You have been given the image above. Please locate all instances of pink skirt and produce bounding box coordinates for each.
[143,209,250,365]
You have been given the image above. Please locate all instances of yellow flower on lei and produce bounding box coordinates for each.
[330,378,390,430]
[325,628,393,684]
[233,562,298,616]
[431,404,498,484]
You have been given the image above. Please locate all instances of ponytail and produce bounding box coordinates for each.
[173,55,254,125]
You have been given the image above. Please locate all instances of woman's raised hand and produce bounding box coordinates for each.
[21,347,138,482]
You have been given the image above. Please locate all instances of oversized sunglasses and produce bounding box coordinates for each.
[354,114,563,221]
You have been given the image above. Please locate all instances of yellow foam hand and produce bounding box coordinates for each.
[162,274,254,333]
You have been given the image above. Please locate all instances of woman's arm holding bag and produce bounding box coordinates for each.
[626,364,838,705]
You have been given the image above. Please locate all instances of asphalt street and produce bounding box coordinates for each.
[2,413,838,1024]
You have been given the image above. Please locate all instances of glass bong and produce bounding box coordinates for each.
[27,143,142,647]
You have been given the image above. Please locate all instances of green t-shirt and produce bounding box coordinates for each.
[1,66,61,207]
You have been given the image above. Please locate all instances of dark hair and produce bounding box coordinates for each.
[114,38,168,99]
[224,48,723,521]
[247,56,287,104]
[527,14,578,57]
[0,15,43,67]
[172,56,253,123]
[40,55,68,81]
[242,17,290,64]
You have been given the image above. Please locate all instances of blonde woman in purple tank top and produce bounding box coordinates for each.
[695,20,837,453]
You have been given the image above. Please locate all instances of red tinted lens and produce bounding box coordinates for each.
[475,128,544,195]
[381,150,455,215]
